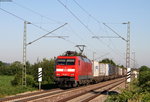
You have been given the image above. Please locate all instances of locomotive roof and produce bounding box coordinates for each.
[57,56,91,63]
[57,56,79,58]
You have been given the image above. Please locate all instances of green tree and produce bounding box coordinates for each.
[0,61,4,67]
[0,61,22,75]
[138,66,150,91]
[0,65,9,75]
[9,61,22,75]
[11,73,35,86]
[139,66,150,72]
[26,61,33,75]
[99,58,116,66]
[31,58,55,85]
[11,71,22,86]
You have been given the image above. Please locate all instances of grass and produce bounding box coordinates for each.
[105,79,150,102]
[0,75,36,98]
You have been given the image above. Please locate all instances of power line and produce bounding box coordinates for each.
[61,37,77,45]
[57,0,96,36]
[73,0,105,35]
[12,1,64,24]
[72,0,127,61]
[56,32,96,54]
[0,7,25,21]
[67,24,98,52]
[0,7,57,32]
[57,0,101,54]
[0,5,70,48]
[73,0,102,24]
[58,0,124,58]
[93,36,126,62]
[72,0,129,62]
[60,37,96,58]
[1,1,128,65]
[103,23,127,41]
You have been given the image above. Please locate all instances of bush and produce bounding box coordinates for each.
[139,70,150,86]
[11,74,35,87]
[0,61,22,76]
[11,72,22,86]
[138,66,150,92]
[31,58,54,84]
[142,92,150,102]
[106,66,150,102]
[26,75,35,86]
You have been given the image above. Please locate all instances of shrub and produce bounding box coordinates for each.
[11,72,22,86]
[26,75,35,86]
[0,61,22,76]
[11,74,35,87]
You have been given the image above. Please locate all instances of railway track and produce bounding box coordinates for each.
[0,88,65,102]
[0,77,125,102]
[66,79,125,102]
[58,77,125,102]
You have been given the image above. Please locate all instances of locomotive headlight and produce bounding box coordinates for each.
[56,73,60,76]
[70,73,74,76]
[68,69,75,72]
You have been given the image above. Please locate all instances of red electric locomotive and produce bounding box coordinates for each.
[55,56,92,87]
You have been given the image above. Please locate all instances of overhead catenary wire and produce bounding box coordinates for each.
[0,7,57,33]
[103,23,127,42]
[92,35,126,65]
[67,24,98,52]
[56,35,96,55]
[12,1,64,24]
[13,0,97,54]
[57,1,108,53]
[56,0,103,57]
[73,0,102,24]
[59,32,95,54]
[72,0,127,59]
[73,0,106,35]
[0,2,83,52]
[72,0,129,60]
[57,0,96,36]
[1,1,130,66]
[57,0,103,55]
[0,8,83,53]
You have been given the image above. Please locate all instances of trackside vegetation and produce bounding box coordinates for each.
[0,59,55,97]
[0,76,35,98]
[1,58,150,100]
[0,58,124,97]
[105,66,150,102]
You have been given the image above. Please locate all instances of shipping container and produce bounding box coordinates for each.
[122,68,127,76]
[118,67,123,76]
[93,61,100,77]
[99,63,116,76]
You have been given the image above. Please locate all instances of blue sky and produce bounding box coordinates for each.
[0,0,150,67]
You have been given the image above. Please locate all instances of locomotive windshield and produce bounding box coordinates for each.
[57,59,75,65]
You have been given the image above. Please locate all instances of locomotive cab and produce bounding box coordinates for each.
[55,56,78,87]
[55,55,92,88]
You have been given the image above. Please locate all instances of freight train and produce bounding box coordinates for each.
[54,55,127,88]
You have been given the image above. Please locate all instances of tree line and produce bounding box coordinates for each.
[0,58,125,87]
[0,59,55,87]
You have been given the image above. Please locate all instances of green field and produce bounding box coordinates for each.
[0,76,36,98]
